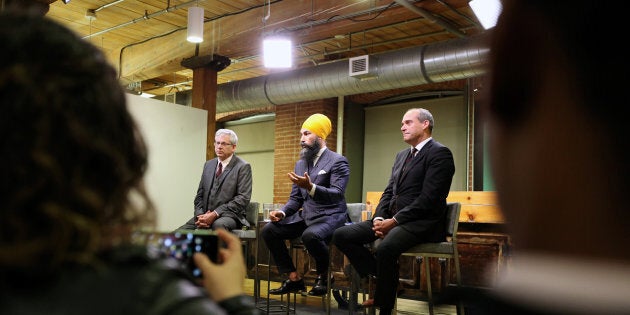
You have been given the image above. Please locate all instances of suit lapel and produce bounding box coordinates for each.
[395,151,408,185]
[217,155,239,181]
[209,160,220,183]
[311,149,328,178]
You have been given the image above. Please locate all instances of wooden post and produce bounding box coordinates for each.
[181,54,231,160]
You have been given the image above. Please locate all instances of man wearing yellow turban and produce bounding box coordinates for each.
[261,113,350,297]
[300,113,332,139]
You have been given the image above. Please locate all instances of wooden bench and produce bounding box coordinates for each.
[365,190,504,224]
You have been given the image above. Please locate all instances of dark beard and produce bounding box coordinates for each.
[299,140,321,165]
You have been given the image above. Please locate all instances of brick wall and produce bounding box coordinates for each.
[273,99,338,203]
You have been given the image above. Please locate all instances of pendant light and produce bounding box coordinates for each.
[187,6,204,43]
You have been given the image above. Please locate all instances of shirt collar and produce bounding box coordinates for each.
[313,147,326,165]
[219,154,233,167]
[413,137,432,153]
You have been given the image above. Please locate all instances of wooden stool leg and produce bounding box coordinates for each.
[425,256,434,315]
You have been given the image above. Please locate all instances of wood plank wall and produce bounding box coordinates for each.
[365,190,504,224]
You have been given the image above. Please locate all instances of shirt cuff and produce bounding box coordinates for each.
[373,216,384,221]
[308,183,317,196]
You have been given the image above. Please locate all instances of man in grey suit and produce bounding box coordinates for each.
[262,113,350,297]
[332,108,455,315]
[179,129,252,231]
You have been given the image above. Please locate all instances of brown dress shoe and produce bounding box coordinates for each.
[360,298,375,308]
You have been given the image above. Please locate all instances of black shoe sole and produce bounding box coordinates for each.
[306,289,328,296]
[269,287,305,295]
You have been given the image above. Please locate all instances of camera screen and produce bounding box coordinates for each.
[139,230,220,278]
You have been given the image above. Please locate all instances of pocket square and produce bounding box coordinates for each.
[317,170,327,175]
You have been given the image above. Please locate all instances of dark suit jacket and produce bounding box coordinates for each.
[191,155,252,228]
[281,148,350,226]
[374,139,455,241]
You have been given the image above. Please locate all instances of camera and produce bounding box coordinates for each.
[139,230,220,278]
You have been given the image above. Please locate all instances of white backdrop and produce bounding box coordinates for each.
[126,94,207,231]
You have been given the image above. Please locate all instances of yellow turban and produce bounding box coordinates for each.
[301,113,332,139]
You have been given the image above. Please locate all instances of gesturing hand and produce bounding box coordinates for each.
[287,171,313,190]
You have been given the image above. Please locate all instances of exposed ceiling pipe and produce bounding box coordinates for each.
[215,32,490,113]
[83,0,199,39]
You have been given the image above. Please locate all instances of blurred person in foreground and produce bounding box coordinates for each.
[440,1,630,314]
[261,113,350,296]
[0,11,258,315]
[178,129,252,231]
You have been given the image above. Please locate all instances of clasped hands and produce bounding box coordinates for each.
[268,210,285,222]
[372,218,397,238]
[195,210,218,228]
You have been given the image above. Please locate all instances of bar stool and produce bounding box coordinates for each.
[255,220,297,314]
[399,202,464,315]
[289,236,333,314]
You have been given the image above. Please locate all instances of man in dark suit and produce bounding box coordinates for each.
[261,113,350,296]
[332,108,455,315]
[178,128,252,230]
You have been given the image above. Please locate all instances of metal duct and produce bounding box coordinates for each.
[216,33,490,113]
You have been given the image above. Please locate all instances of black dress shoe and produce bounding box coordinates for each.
[269,278,306,295]
[307,274,333,296]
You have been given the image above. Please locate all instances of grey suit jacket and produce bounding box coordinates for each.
[191,155,252,228]
[373,139,455,241]
[281,148,350,226]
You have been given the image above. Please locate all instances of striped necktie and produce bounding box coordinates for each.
[216,162,223,177]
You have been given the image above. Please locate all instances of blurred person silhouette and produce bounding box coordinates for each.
[0,11,259,315]
[439,1,630,314]
[332,108,455,315]
[261,113,350,296]
[178,129,252,231]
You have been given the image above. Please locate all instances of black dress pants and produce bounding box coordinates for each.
[332,220,428,313]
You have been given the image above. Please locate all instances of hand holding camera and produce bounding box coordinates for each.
[193,229,246,301]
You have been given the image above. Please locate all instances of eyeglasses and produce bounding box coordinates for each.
[214,141,234,147]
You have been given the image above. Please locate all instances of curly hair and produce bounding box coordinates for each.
[0,12,156,282]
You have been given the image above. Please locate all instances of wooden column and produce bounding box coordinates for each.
[181,54,231,160]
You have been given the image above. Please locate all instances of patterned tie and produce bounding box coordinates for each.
[402,148,418,173]
[216,162,223,177]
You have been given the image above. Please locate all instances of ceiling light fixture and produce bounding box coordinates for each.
[187,6,204,43]
[260,0,291,68]
[469,0,502,30]
[263,37,292,68]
